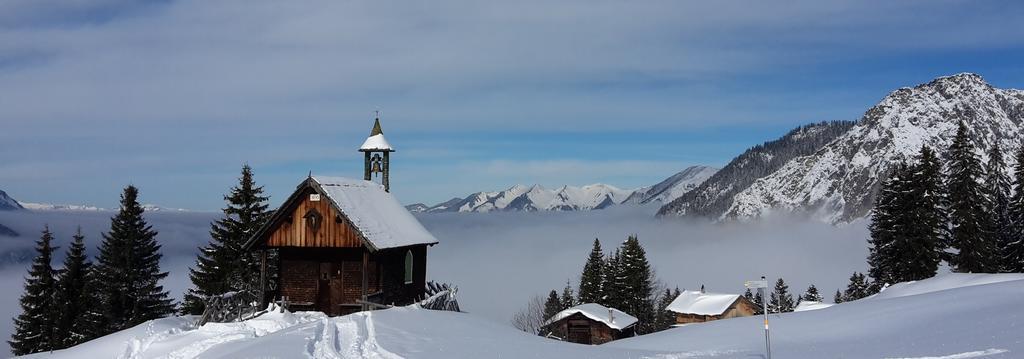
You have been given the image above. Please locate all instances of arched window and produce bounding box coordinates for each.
[404,250,414,284]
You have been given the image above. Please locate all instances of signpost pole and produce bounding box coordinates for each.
[746,276,771,359]
[761,275,771,359]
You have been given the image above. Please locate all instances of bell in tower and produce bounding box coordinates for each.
[358,115,396,192]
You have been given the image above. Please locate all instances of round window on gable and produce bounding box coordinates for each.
[404,250,414,284]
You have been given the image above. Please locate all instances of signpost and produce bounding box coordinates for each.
[745,276,771,359]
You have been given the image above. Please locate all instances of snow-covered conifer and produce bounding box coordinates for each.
[946,122,998,272]
[9,226,60,355]
[93,185,175,333]
[183,165,271,314]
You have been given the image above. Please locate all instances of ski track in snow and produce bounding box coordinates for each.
[885,348,1009,359]
[310,312,401,359]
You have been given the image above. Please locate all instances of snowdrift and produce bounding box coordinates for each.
[22,273,1024,359]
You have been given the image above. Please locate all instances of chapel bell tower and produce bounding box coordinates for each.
[359,115,395,192]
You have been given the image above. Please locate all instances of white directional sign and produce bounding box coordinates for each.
[745,280,768,289]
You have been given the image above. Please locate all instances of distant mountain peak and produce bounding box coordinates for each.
[0,190,25,211]
[406,166,716,213]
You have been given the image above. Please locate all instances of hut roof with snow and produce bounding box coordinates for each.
[666,290,758,325]
[667,290,741,316]
[544,303,638,330]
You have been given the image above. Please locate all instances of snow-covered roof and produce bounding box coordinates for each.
[312,176,438,250]
[666,290,741,316]
[359,134,393,151]
[543,303,638,331]
[793,301,833,312]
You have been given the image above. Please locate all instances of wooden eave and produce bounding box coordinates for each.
[243,177,380,252]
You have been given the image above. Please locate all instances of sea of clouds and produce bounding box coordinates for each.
[0,206,869,355]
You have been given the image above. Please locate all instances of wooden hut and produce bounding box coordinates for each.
[666,289,758,325]
[243,118,439,316]
[542,303,637,345]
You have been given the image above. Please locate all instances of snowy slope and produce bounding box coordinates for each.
[658,121,855,219]
[25,273,1024,359]
[624,165,718,204]
[610,273,1024,358]
[0,190,23,211]
[723,73,1024,223]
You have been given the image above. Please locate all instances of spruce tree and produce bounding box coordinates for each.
[559,281,576,310]
[1005,144,1024,272]
[53,228,95,348]
[9,226,60,355]
[542,290,562,321]
[833,289,844,304]
[801,284,823,302]
[768,278,794,313]
[906,145,948,277]
[985,144,1013,273]
[183,165,271,314]
[601,249,625,310]
[869,146,947,286]
[652,288,679,332]
[867,162,908,286]
[577,239,604,304]
[752,290,765,314]
[842,272,872,301]
[618,235,656,334]
[946,122,998,272]
[94,185,175,333]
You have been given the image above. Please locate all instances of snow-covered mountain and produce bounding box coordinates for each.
[16,202,191,212]
[623,165,718,204]
[658,121,855,219]
[661,73,1024,224]
[0,190,23,211]
[18,202,107,211]
[411,183,637,213]
[409,165,718,213]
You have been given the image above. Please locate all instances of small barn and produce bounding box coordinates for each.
[542,303,637,345]
[243,118,439,316]
[667,290,758,325]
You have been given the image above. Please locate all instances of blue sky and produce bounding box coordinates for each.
[1,0,1024,209]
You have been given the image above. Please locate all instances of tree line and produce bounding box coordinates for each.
[9,186,174,355]
[10,165,273,356]
[865,122,1024,295]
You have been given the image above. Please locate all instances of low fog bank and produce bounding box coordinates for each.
[419,205,870,325]
[0,207,869,354]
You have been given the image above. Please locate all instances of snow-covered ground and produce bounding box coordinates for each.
[22,273,1024,359]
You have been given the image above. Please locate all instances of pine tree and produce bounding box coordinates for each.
[985,144,1013,273]
[652,288,679,332]
[183,165,271,314]
[906,145,948,277]
[869,146,947,286]
[542,290,562,321]
[577,239,604,304]
[867,161,909,286]
[842,272,872,301]
[601,249,625,310]
[768,278,794,313]
[1005,144,1024,272]
[752,290,765,314]
[833,289,844,304]
[9,226,60,355]
[93,185,176,334]
[559,281,576,310]
[801,284,823,302]
[617,235,656,334]
[53,228,96,348]
[946,122,998,272]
